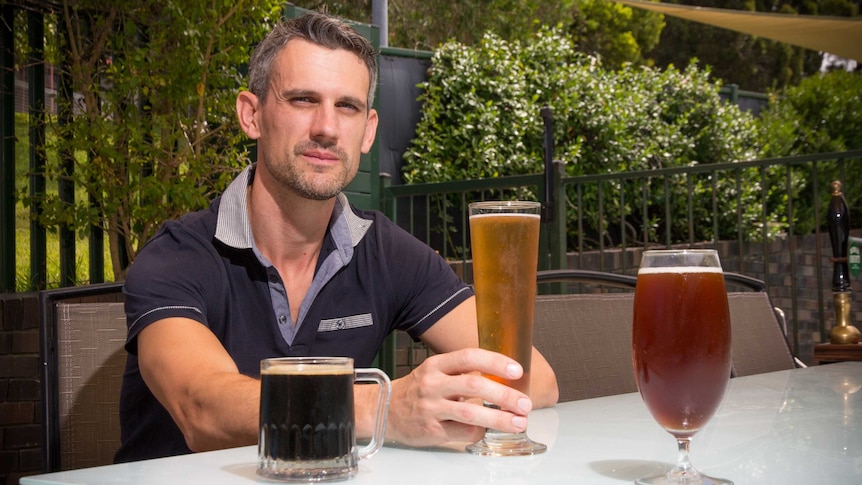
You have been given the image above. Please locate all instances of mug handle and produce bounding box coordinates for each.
[354,368,391,460]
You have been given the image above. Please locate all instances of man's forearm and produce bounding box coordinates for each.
[158,372,261,453]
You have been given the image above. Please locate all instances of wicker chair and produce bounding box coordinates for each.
[39,282,126,472]
[532,269,800,403]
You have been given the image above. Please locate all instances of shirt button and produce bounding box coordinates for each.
[278,315,288,325]
[269,274,279,283]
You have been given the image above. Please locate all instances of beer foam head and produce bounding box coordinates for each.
[262,364,353,375]
[469,213,541,219]
[638,266,723,275]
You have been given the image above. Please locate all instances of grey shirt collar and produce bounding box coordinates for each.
[214,164,373,253]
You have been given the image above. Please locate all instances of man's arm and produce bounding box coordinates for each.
[137,317,259,452]
[355,296,559,447]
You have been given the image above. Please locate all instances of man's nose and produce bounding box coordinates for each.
[310,105,338,145]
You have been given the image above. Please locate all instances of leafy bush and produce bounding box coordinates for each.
[760,70,862,156]
[759,70,862,233]
[402,28,782,248]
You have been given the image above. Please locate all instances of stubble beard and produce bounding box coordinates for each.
[268,140,353,201]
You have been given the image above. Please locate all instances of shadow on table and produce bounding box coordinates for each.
[588,459,671,481]
[223,462,259,481]
[380,441,469,453]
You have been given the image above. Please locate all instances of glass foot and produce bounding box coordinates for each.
[466,429,547,457]
[635,469,733,485]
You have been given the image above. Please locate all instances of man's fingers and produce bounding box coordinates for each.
[422,350,531,415]
[383,348,536,448]
[429,348,524,380]
[436,397,529,435]
[446,373,532,414]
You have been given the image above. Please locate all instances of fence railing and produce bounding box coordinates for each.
[380,149,862,365]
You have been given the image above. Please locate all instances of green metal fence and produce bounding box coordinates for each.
[380,149,862,364]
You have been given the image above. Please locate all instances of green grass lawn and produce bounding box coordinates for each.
[13,113,114,291]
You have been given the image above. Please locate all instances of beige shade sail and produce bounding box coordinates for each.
[613,0,862,61]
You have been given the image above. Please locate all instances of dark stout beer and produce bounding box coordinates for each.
[259,365,354,462]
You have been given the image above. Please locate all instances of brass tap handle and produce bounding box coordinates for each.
[827,180,860,344]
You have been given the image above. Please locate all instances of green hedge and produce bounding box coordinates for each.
[402,28,783,246]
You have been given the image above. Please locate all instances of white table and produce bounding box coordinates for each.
[21,362,862,485]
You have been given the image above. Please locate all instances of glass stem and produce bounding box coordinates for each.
[674,437,695,476]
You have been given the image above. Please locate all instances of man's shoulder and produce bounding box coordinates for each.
[348,205,411,239]
[127,200,224,283]
[147,199,221,249]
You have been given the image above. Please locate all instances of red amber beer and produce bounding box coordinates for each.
[467,201,545,456]
[633,266,731,436]
[631,250,733,485]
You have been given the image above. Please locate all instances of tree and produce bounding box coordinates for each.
[293,0,662,69]
[32,0,282,280]
[646,0,858,91]
[385,0,576,50]
[568,0,665,69]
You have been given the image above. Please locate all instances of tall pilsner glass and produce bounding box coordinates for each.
[466,201,547,456]
[632,250,732,485]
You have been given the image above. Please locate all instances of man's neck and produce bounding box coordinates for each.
[246,174,335,270]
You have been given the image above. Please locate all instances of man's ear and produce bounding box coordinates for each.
[361,108,379,154]
[236,91,261,139]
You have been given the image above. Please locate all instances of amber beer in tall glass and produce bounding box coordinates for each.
[466,201,546,456]
[632,250,732,485]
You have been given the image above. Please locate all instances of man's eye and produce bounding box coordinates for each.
[337,102,360,111]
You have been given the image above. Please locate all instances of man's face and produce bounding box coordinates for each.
[250,39,377,201]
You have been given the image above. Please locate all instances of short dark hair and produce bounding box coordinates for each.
[247,12,378,108]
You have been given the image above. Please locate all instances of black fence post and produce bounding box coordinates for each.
[1,4,16,292]
[541,106,554,224]
[540,106,566,272]
[28,10,47,290]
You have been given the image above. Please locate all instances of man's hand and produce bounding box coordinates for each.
[356,348,532,447]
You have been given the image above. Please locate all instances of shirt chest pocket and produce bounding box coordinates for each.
[318,313,374,332]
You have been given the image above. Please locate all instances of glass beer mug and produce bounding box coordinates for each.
[258,357,390,482]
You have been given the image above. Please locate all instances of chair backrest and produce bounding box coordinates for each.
[537,269,639,290]
[39,282,126,472]
[533,292,638,402]
[721,271,799,376]
[533,270,638,403]
[531,269,798,402]
[727,291,797,377]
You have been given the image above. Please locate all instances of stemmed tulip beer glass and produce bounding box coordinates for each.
[632,250,733,485]
[466,201,546,456]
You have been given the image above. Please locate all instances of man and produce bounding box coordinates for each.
[116,11,558,463]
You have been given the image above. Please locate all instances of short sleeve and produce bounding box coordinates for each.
[373,216,474,339]
[123,220,224,354]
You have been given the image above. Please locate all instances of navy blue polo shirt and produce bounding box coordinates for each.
[115,164,473,463]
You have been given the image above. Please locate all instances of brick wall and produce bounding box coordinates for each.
[0,292,41,485]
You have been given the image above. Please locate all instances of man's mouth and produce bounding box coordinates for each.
[303,149,339,162]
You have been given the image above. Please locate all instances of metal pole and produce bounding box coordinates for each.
[372,0,388,47]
